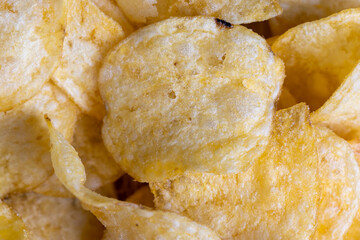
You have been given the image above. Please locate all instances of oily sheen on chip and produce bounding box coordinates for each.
[99,16,284,182]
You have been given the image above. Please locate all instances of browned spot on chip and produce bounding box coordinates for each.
[215,18,233,29]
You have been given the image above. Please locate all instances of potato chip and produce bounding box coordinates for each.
[269,0,360,35]
[47,118,221,239]
[277,86,297,109]
[126,186,154,208]
[314,126,360,239]
[0,200,29,240]
[91,0,135,34]
[99,16,285,181]
[0,83,78,198]
[151,104,319,239]
[0,0,64,111]
[4,192,104,240]
[33,173,73,198]
[115,0,282,25]
[52,0,124,119]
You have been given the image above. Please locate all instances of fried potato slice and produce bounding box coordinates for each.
[91,0,135,34]
[115,0,282,25]
[277,86,297,109]
[4,192,103,240]
[270,0,360,35]
[151,104,319,239]
[0,0,64,111]
[314,126,360,239]
[126,186,154,208]
[52,0,124,119]
[0,200,29,240]
[100,17,284,181]
[0,83,78,198]
[272,9,360,112]
[47,119,221,240]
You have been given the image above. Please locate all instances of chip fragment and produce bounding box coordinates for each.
[0,0,64,111]
[151,104,319,239]
[115,0,282,25]
[4,192,104,240]
[0,83,78,198]
[100,16,284,181]
[52,0,124,119]
[47,119,221,239]
[270,0,360,35]
[0,200,29,240]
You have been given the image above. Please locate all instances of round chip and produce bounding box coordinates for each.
[99,16,284,181]
[0,0,64,111]
[115,0,282,25]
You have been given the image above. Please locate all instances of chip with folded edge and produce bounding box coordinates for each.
[151,103,319,239]
[115,0,282,25]
[0,0,65,112]
[47,118,221,240]
[99,16,284,182]
[52,0,124,119]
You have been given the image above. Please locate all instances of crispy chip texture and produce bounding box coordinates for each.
[100,17,284,181]
[47,119,221,240]
[52,0,124,119]
[0,201,29,240]
[0,0,64,111]
[151,104,319,239]
[0,83,78,198]
[115,0,282,24]
[272,9,360,112]
[270,0,360,35]
[4,192,103,240]
[314,126,360,239]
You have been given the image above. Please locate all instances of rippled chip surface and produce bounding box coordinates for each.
[47,119,221,240]
[151,104,319,239]
[116,0,282,25]
[0,0,64,111]
[0,83,78,197]
[52,0,124,119]
[100,16,284,181]
[4,192,103,240]
[270,0,360,35]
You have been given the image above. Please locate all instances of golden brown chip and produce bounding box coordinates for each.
[116,0,282,25]
[0,0,64,111]
[272,9,360,112]
[0,83,78,198]
[277,86,297,109]
[126,186,154,208]
[151,103,319,239]
[0,200,29,240]
[4,192,103,240]
[52,0,124,119]
[100,16,284,182]
[270,0,360,35]
[314,126,360,239]
[47,118,221,239]
[33,173,73,198]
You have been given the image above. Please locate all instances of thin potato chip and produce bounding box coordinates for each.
[272,9,360,112]
[126,186,154,208]
[0,83,78,198]
[4,192,104,240]
[0,0,64,111]
[270,0,360,35]
[277,86,297,109]
[116,0,282,24]
[100,16,284,181]
[47,118,221,239]
[33,173,73,198]
[0,200,29,240]
[52,0,124,119]
[151,104,319,239]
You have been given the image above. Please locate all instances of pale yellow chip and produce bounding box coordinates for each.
[314,126,360,239]
[0,83,78,198]
[4,192,104,240]
[52,0,124,119]
[0,0,64,111]
[270,0,360,35]
[116,0,282,25]
[151,103,319,239]
[0,200,29,240]
[47,119,221,239]
[33,173,73,198]
[100,16,284,181]
[126,186,154,208]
